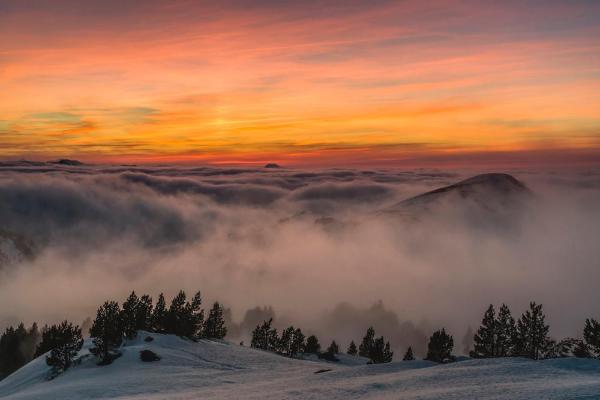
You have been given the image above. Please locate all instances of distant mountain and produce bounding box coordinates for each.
[0,159,84,168]
[264,163,281,169]
[401,173,529,207]
[48,159,84,166]
[383,173,532,227]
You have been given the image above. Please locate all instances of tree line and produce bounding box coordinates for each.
[0,290,227,378]
[470,302,600,360]
[1,299,599,380]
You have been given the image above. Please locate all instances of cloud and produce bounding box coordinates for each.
[0,165,599,359]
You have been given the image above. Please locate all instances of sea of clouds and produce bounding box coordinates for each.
[0,163,599,356]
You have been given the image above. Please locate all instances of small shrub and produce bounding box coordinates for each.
[144,336,154,342]
[140,349,160,362]
[97,351,122,366]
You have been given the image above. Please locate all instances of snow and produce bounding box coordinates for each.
[1,332,599,399]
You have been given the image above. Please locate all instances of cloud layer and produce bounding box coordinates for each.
[1,164,600,357]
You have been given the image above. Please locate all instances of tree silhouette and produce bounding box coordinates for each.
[346,340,357,356]
[359,326,375,358]
[203,302,227,339]
[513,302,551,360]
[151,293,167,332]
[90,301,123,365]
[306,335,321,354]
[45,321,83,374]
[426,329,454,363]
[496,304,516,357]
[470,304,496,358]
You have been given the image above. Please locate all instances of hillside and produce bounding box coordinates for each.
[382,173,533,227]
[1,332,599,399]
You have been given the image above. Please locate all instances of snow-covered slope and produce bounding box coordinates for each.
[1,332,599,399]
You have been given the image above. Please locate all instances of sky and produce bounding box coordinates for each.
[1,0,599,167]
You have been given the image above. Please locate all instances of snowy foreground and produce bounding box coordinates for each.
[1,333,600,400]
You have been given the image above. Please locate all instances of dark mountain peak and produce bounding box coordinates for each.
[381,173,532,229]
[48,159,84,166]
[400,173,529,208]
[264,163,281,169]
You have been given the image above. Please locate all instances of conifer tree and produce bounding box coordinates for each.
[278,326,294,355]
[151,293,167,332]
[359,326,375,358]
[187,290,205,337]
[90,301,123,364]
[291,328,305,356]
[370,336,393,363]
[121,291,139,339]
[251,319,278,351]
[426,329,454,363]
[495,304,516,357]
[327,340,339,354]
[383,341,393,363]
[166,290,187,335]
[45,321,83,374]
[470,304,496,358]
[514,302,551,360]
[305,335,321,354]
[135,294,153,332]
[346,340,357,356]
[403,346,415,361]
[583,318,600,357]
[203,302,227,339]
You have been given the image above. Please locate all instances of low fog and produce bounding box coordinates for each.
[1,163,599,357]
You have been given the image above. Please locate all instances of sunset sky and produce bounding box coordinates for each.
[1,0,599,167]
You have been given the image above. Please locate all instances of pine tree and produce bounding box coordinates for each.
[370,336,393,363]
[186,290,205,338]
[426,328,454,363]
[166,290,187,335]
[470,304,496,358]
[384,341,393,362]
[583,318,600,357]
[306,335,321,354]
[151,293,167,332]
[514,302,551,360]
[203,302,227,339]
[291,328,305,356]
[251,319,278,351]
[90,301,123,365]
[135,294,153,332]
[327,340,339,354]
[278,326,294,355]
[495,304,516,357]
[165,290,204,338]
[403,346,415,361]
[121,291,139,339]
[346,340,357,356]
[45,321,84,374]
[359,326,375,358]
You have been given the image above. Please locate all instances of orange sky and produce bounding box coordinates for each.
[1,0,599,167]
